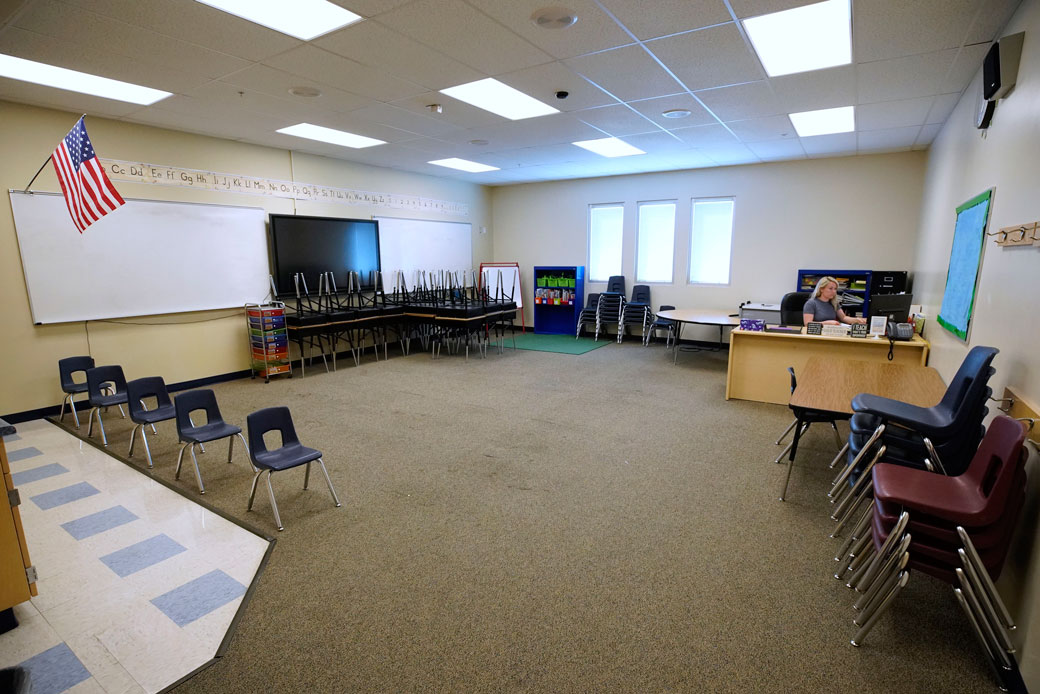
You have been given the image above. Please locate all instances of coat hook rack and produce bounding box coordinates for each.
[990,222,1038,247]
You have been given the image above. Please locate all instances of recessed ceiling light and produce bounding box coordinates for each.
[743,0,851,77]
[0,53,171,105]
[662,109,692,119]
[440,78,559,120]
[572,137,645,158]
[530,7,578,29]
[789,105,855,137]
[277,123,385,148]
[193,0,362,41]
[288,86,322,98]
[429,158,500,173]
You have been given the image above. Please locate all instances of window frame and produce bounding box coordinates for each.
[634,199,677,285]
[688,197,736,287]
[586,203,624,283]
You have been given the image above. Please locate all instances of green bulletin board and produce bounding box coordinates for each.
[937,189,993,341]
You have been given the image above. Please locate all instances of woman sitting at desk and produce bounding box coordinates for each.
[802,276,867,326]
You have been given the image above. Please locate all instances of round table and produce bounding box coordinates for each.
[655,310,740,363]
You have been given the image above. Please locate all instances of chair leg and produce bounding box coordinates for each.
[188,443,206,493]
[851,570,911,647]
[775,418,798,446]
[188,417,206,453]
[266,472,284,531]
[247,469,262,511]
[831,421,843,448]
[140,428,154,468]
[128,423,139,459]
[316,458,342,507]
[87,407,97,438]
[116,404,126,419]
[176,443,190,479]
[91,408,108,446]
[227,435,235,463]
[69,397,80,428]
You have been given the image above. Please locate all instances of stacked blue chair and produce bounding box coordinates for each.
[619,285,651,343]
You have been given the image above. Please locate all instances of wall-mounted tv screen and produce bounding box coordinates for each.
[269,214,380,296]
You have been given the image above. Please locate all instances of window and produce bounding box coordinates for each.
[636,201,676,283]
[689,198,735,285]
[588,204,623,282]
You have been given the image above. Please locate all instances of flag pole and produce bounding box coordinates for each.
[23,113,88,193]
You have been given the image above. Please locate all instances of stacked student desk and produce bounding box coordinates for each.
[726,328,930,405]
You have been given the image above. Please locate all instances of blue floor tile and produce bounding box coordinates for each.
[12,463,69,486]
[61,506,139,540]
[3,433,21,442]
[30,482,99,510]
[151,570,246,627]
[19,642,91,694]
[100,534,187,577]
[7,446,43,462]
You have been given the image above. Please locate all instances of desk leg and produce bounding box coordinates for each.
[780,416,805,501]
[673,323,683,364]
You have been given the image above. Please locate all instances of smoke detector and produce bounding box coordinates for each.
[288,86,322,98]
[531,7,578,29]
[662,109,692,119]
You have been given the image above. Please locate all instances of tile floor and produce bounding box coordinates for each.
[1,419,270,694]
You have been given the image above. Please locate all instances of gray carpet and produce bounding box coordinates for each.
[56,341,995,693]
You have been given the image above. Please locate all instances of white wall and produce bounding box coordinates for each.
[911,0,1040,685]
[491,153,926,339]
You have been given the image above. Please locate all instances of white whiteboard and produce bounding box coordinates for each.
[374,216,471,288]
[10,191,269,324]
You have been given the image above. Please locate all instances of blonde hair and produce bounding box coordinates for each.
[811,276,841,312]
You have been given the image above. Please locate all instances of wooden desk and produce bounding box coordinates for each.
[726,328,930,404]
[780,357,946,500]
[656,310,739,361]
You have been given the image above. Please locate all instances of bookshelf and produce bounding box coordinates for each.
[533,266,585,334]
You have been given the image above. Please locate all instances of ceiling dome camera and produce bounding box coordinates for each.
[555,90,569,99]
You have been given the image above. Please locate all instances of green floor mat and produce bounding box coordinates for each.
[510,332,611,354]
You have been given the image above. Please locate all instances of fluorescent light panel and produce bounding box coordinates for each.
[428,158,499,173]
[277,123,385,148]
[194,0,361,40]
[440,78,559,120]
[572,137,645,158]
[0,53,171,105]
[789,105,855,137]
[743,0,851,77]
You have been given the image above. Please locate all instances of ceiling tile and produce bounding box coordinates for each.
[855,0,984,62]
[314,20,484,91]
[498,61,618,112]
[465,0,633,59]
[941,43,990,93]
[627,93,717,128]
[699,143,759,166]
[728,0,820,19]
[770,64,857,113]
[856,96,934,131]
[376,0,553,74]
[671,123,740,148]
[482,143,604,167]
[58,0,301,62]
[138,95,286,132]
[218,64,374,114]
[564,45,684,102]
[389,92,505,129]
[857,125,920,151]
[333,0,414,18]
[964,0,1021,44]
[264,46,426,103]
[926,93,961,124]
[915,123,943,147]
[800,132,857,157]
[745,138,806,160]
[620,130,690,154]
[856,50,956,103]
[725,115,797,142]
[347,103,463,137]
[437,113,603,149]
[598,0,732,40]
[647,23,765,91]
[573,104,661,137]
[694,81,782,121]
[0,76,144,118]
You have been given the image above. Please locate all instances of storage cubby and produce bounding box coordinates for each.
[533,266,585,334]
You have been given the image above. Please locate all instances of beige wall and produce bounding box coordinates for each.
[0,100,492,416]
[910,0,1040,685]
[491,152,926,337]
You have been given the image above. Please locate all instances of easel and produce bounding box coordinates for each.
[478,262,525,332]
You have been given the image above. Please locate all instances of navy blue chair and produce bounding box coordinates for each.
[246,407,341,530]
[58,356,95,428]
[174,389,246,494]
[606,275,626,294]
[619,285,652,343]
[126,377,176,469]
[575,293,600,338]
[85,365,128,446]
[644,305,676,346]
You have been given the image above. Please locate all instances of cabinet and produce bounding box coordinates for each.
[246,303,292,382]
[797,269,909,318]
[2,419,37,633]
[533,266,585,334]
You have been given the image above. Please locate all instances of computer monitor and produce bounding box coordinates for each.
[869,293,913,324]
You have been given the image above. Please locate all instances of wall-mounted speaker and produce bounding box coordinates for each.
[983,32,1025,101]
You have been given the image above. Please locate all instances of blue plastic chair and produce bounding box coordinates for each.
[85,365,128,446]
[58,356,94,428]
[126,376,176,468]
[174,389,246,494]
[246,407,341,530]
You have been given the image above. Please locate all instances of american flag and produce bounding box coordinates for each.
[51,117,125,233]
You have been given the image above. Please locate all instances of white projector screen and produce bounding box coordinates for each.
[10,191,269,324]
[375,216,472,289]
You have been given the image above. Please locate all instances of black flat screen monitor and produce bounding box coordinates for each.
[869,293,913,324]
[269,214,380,296]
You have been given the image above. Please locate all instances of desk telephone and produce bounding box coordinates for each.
[886,322,914,341]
